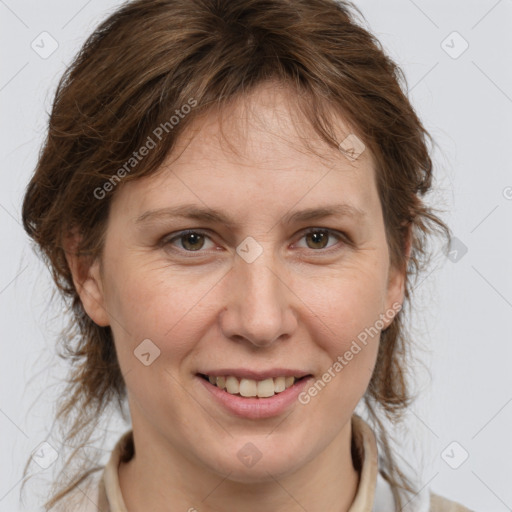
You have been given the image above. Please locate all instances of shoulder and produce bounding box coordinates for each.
[429,492,475,512]
[48,430,133,511]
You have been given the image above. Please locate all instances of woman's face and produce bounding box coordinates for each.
[76,82,406,481]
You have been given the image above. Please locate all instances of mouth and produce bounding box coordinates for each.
[197,373,311,398]
[196,370,314,419]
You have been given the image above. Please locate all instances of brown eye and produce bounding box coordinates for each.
[297,228,345,251]
[180,232,205,251]
[305,230,329,249]
[163,230,214,252]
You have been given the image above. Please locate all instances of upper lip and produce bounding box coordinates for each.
[198,368,312,380]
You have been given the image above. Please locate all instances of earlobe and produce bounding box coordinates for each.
[64,234,110,327]
[80,259,110,327]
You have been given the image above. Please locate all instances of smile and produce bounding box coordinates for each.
[196,372,314,420]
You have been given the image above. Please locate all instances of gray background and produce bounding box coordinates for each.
[1,1,511,510]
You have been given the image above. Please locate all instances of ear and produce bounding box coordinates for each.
[383,223,412,327]
[63,229,110,327]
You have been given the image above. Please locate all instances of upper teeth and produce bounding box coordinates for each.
[207,375,298,397]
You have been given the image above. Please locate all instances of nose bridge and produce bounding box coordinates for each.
[220,242,296,347]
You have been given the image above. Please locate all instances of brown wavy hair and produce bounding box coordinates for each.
[20,0,451,509]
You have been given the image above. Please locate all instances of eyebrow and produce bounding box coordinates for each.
[135,203,366,228]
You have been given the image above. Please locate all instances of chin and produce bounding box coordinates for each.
[203,443,307,483]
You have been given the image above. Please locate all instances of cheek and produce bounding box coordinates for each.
[102,264,212,425]
[295,274,384,423]
[103,257,220,366]
[294,264,387,405]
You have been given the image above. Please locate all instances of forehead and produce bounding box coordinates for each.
[112,82,378,221]
[174,82,371,170]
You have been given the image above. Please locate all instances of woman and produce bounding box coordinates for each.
[20,0,473,510]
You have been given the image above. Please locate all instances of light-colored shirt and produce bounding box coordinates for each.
[59,414,474,511]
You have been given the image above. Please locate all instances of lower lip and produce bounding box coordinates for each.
[196,375,313,420]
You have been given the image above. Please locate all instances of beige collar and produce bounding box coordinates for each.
[102,414,379,512]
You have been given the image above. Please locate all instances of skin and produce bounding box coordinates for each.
[66,81,409,512]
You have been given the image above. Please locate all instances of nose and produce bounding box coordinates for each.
[219,250,298,348]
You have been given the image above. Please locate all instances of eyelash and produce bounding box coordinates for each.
[160,228,349,256]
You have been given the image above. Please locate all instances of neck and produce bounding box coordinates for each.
[118,418,360,512]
